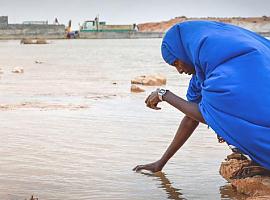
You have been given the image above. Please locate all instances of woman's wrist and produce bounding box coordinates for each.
[158,157,168,168]
[162,90,172,102]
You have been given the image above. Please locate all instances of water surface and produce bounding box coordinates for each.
[0,39,244,200]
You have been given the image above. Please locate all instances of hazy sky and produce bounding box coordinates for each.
[1,0,270,29]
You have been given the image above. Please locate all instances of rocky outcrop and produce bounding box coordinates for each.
[130,74,166,93]
[232,177,270,197]
[220,153,270,198]
[131,75,166,86]
[247,195,270,200]
[130,84,145,93]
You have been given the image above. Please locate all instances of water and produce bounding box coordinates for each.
[0,39,244,200]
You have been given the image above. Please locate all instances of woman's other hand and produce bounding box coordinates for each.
[145,90,162,110]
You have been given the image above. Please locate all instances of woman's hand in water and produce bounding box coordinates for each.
[133,160,164,173]
[145,90,161,110]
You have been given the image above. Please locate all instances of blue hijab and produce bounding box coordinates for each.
[161,21,270,170]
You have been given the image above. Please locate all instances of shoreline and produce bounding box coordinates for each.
[1,16,270,39]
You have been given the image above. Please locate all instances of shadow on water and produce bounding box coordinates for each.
[140,171,187,200]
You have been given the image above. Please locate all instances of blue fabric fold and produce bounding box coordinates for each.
[161,21,270,170]
[161,24,193,66]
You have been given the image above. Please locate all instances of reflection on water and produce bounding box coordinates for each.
[0,39,247,200]
[140,171,186,200]
[219,184,248,200]
[140,170,248,200]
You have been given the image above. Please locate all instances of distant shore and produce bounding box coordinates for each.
[0,16,270,39]
[138,16,270,37]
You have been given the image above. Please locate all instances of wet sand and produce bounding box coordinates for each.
[0,39,243,200]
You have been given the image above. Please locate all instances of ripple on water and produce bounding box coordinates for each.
[0,39,245,200]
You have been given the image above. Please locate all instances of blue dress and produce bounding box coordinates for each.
[161,21,270,170]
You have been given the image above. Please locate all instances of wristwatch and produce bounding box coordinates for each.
[158,88,168,101]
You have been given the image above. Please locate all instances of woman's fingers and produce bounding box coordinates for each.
[133,165,145,172]
[133,164,151,172]
[133,164,157,173]
[146,97,153,107]
[147,100,160,110]
[145,91,155,103]
[145,95,151,104]
[147,103,161,110]
[145,90,161,110]
[148,100,161,110]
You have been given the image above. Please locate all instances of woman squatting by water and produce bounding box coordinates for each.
[133,21,270,177]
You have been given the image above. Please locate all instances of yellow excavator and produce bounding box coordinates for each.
[66,20,79,39]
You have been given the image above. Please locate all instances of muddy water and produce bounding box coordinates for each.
[0,39,245,200]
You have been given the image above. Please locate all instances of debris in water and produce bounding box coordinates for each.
[12,67,24,73]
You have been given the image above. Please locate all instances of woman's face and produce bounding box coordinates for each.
[172,60,195,75]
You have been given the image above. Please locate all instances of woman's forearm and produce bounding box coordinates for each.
[163,91,206,124]
[159,116,199,167]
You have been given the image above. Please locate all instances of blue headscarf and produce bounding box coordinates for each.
[161,25,191,66]
[161,21,270,170]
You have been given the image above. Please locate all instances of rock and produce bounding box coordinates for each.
[29,195,38,200]
[131,76,144,84]
[131,74,166,86]
[20,38,35,44]
[36,38,48,44]
[247,195,270,200]
[20,38,48,44]
[231,177,270,197]
[219,157,251,181]
[35,60,43,64]
[131,84,145,93]
[153,74,167,85]
[220,153,270,198]
[12,67,24,73]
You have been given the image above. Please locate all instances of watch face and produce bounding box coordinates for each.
[158,89,166,101]
[159,89,166,95]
